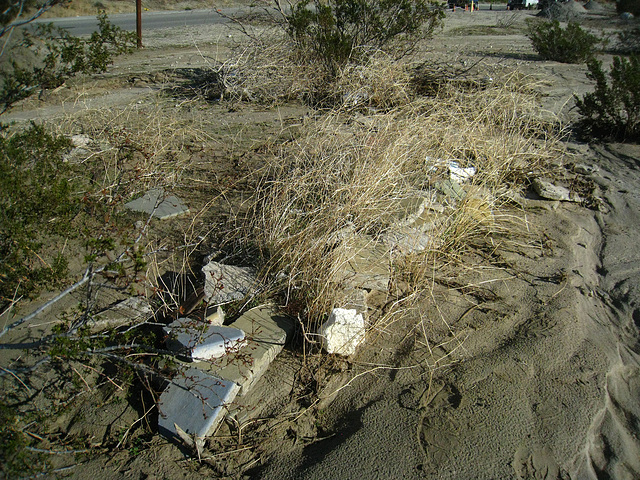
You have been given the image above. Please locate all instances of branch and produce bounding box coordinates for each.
[0,0,67,40]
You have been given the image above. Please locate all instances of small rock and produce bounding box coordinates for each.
[573,163,599,175]
[202,261,257,306]
[448,161,476,183]
[532,177,581,203]
[437,179,466,202]
[382,227,433,254]
[90,297,152,331]
[205,305,225,326]
[340,288,368,318]
[319,308,366,356]
[70,134,92,148]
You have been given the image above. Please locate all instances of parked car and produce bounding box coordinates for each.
[448,0,480,9]
[507,0,539,9]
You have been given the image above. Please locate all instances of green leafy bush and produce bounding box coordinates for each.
[527,20,600,63]
[1,12,136,114]
[0,124,77,308]
[575,55,640,142]
[286,0,444,74]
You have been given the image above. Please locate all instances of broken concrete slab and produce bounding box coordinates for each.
[164,318,246,361]
[448,161,476,183]
[196,305,295,396]
[437,179,466,202]
[338,237,391,291]
[124,188,189,220]
[90,296,152,332]
[532,177,581,203]
[202,261,257,306]
[319,308,365,356]
[157,367,239,441]
[381,227,433,254]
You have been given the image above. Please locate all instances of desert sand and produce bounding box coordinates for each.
[2,3,639,480]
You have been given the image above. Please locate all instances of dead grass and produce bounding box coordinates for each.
[239,64,566,334]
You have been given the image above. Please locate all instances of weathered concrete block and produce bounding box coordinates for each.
[319,308,365,356]
[338,237,391,291]
[382,227,433,254]
[158,367,239,440]
[196,305,295,395]
[202,261,257,306]
[124,188,189,220]
[165,318,246,361]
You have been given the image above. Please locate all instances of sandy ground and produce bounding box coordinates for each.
[2,4,640,480]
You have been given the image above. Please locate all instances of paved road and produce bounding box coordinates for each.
[30,8,236,36]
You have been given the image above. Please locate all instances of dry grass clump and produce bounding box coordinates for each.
[213,34,414,110]
[48,100,218,304]
[245,73,565,331]
[55,101,208,202]
[208,30,318,105]
[334,51,413,111]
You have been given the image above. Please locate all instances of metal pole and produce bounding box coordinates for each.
[136,0,142,48]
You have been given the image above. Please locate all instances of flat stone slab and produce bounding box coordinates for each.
[158,367,239,440]
[382,226,434,254]
[202,261,257,306]
[164,318,246,361]
[124,188,189,219]
[90,296,152,332]
[195,305,295,395]
[338,237,391,291]
[532,177,581,203]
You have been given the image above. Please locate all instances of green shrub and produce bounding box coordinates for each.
[527,20,600,63]
[0,124,77,309]
[1,12,135,114]
[286,0,444,74]
[618,27,640,54]
[575,55,640,142]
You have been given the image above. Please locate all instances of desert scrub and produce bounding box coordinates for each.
[0,123,76,309]
[527,20,600,63]
[575,55,640,142]
[0,11,135,113]
[246,74,563,330]
[286,0,444,74]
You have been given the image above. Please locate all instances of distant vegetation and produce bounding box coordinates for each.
[527,19,601,63]
[576,55,640,142]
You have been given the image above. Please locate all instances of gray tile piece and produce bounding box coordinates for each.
[202,261,257,306]
[164,318,246,361]
[124,188,189,219]
[157,367,239,440]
